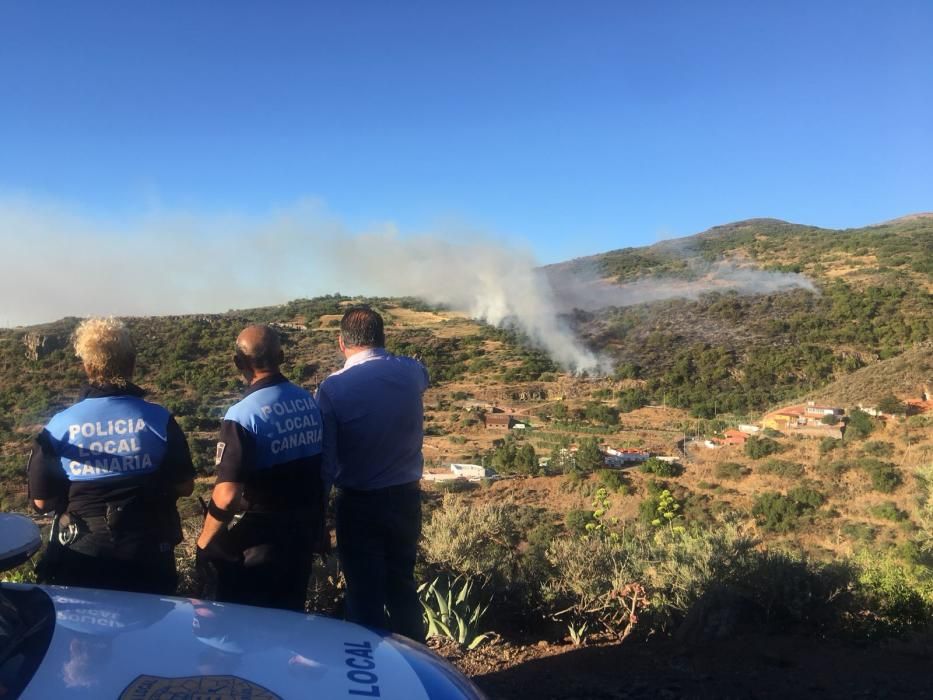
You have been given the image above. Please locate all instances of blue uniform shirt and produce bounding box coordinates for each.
[28,382,195,524]
[44,395,170,482]
[215,374,323,509]
[223,377,323,470]
[316,348,429,490]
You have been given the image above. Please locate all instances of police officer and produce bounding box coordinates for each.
[27,317,195,595]
[195,324,324,612]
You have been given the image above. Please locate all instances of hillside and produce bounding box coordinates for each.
[553,216,933,417]
[1,215,933,696]
[807,342,933,407]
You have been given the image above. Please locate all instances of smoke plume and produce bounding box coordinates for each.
[545,259,817,313]
[0,196,816,374]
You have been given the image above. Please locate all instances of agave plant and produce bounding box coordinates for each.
[567,619,589,646]
[418,574,492,650]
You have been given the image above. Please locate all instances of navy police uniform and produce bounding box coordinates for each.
[27,382,195,595]
[202,373,324,612]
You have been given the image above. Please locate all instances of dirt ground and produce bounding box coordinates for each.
[433,633,933,699]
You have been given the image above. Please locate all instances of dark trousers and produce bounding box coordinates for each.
[208,511,316,613]
[336,483,424,642]
[40,543,178,596]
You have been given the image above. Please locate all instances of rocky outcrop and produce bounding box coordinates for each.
[22,332,66,361]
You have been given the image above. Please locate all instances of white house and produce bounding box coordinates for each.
[603,447,650,467]
[450,463,496,479]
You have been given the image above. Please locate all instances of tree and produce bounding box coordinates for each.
[846,409,875,440]
[877,394,906,416]
[548,445,571,474]
[617,388,647,413]
[574,438,605,474]
[745,436,781,459]
[515,444,539,475]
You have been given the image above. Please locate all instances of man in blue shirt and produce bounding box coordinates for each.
[317,306,429,641]
[196,324,324,611]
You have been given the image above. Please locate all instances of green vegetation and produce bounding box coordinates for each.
[758,459,806,480]
[846,409,876,441]
[419,574,492,650]
[869,502,908,523]
[597,468,631,493]
[863,441,895,458]
[490,436,539,475]
[639,456,682,477]
[745,436,782,460]
[714,462,749,480]
[752,487,825,533]
[568,218,933,416]
[858,458,902,493]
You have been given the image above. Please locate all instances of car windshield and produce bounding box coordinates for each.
[0,585,56,698]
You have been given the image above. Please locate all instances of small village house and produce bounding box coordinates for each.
[450,463,496,479]
[484,413,514,430]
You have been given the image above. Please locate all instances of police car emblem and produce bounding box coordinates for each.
[120,674,280,700]
[215,442,226,466]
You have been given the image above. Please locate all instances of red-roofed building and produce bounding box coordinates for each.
[718,429,749,446]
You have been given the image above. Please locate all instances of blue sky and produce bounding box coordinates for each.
[1,1,931,263]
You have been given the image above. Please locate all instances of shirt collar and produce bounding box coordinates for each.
[343,347,388,369]
[80,382,146,400]
[243,372,289,397]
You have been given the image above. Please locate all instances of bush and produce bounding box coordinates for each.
[816,459,851,479]
[842,521,877,543]
[617,388,648,413]
[820,437,843,455]
[787,486,826,510]
[759,459,806,480]
[422,495,523,587]
[846,409,876,440]
[598,468,631,493]
[714,462,748,480]
[639,457,682,477]
[862,441,894,458]
[858,458,902,494]
[565,509,595,536]
[745,436,781,460]
[752,487,824,533]
[877,394,906,415]
[821,414,840,425]
[869,502,908,522]
[853,553,933,635]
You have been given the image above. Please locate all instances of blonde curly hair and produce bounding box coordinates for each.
[73,317,136,385]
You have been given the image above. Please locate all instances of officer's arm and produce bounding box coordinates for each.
[196,420,252,550]
[196,481,243,549]
[28,431,66,513]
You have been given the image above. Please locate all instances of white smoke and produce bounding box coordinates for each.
[0,195,816,374]
[546,260,817,312]
[0,196,603,371]
[320,230,606,372]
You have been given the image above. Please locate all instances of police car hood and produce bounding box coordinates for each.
[23,585,482,699]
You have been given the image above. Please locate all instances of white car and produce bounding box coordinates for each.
[0,514,485,699]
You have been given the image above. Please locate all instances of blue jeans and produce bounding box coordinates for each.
[336,482,424,642]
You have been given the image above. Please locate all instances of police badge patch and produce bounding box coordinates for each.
[120,674,281,700]
[215,442,226,466]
